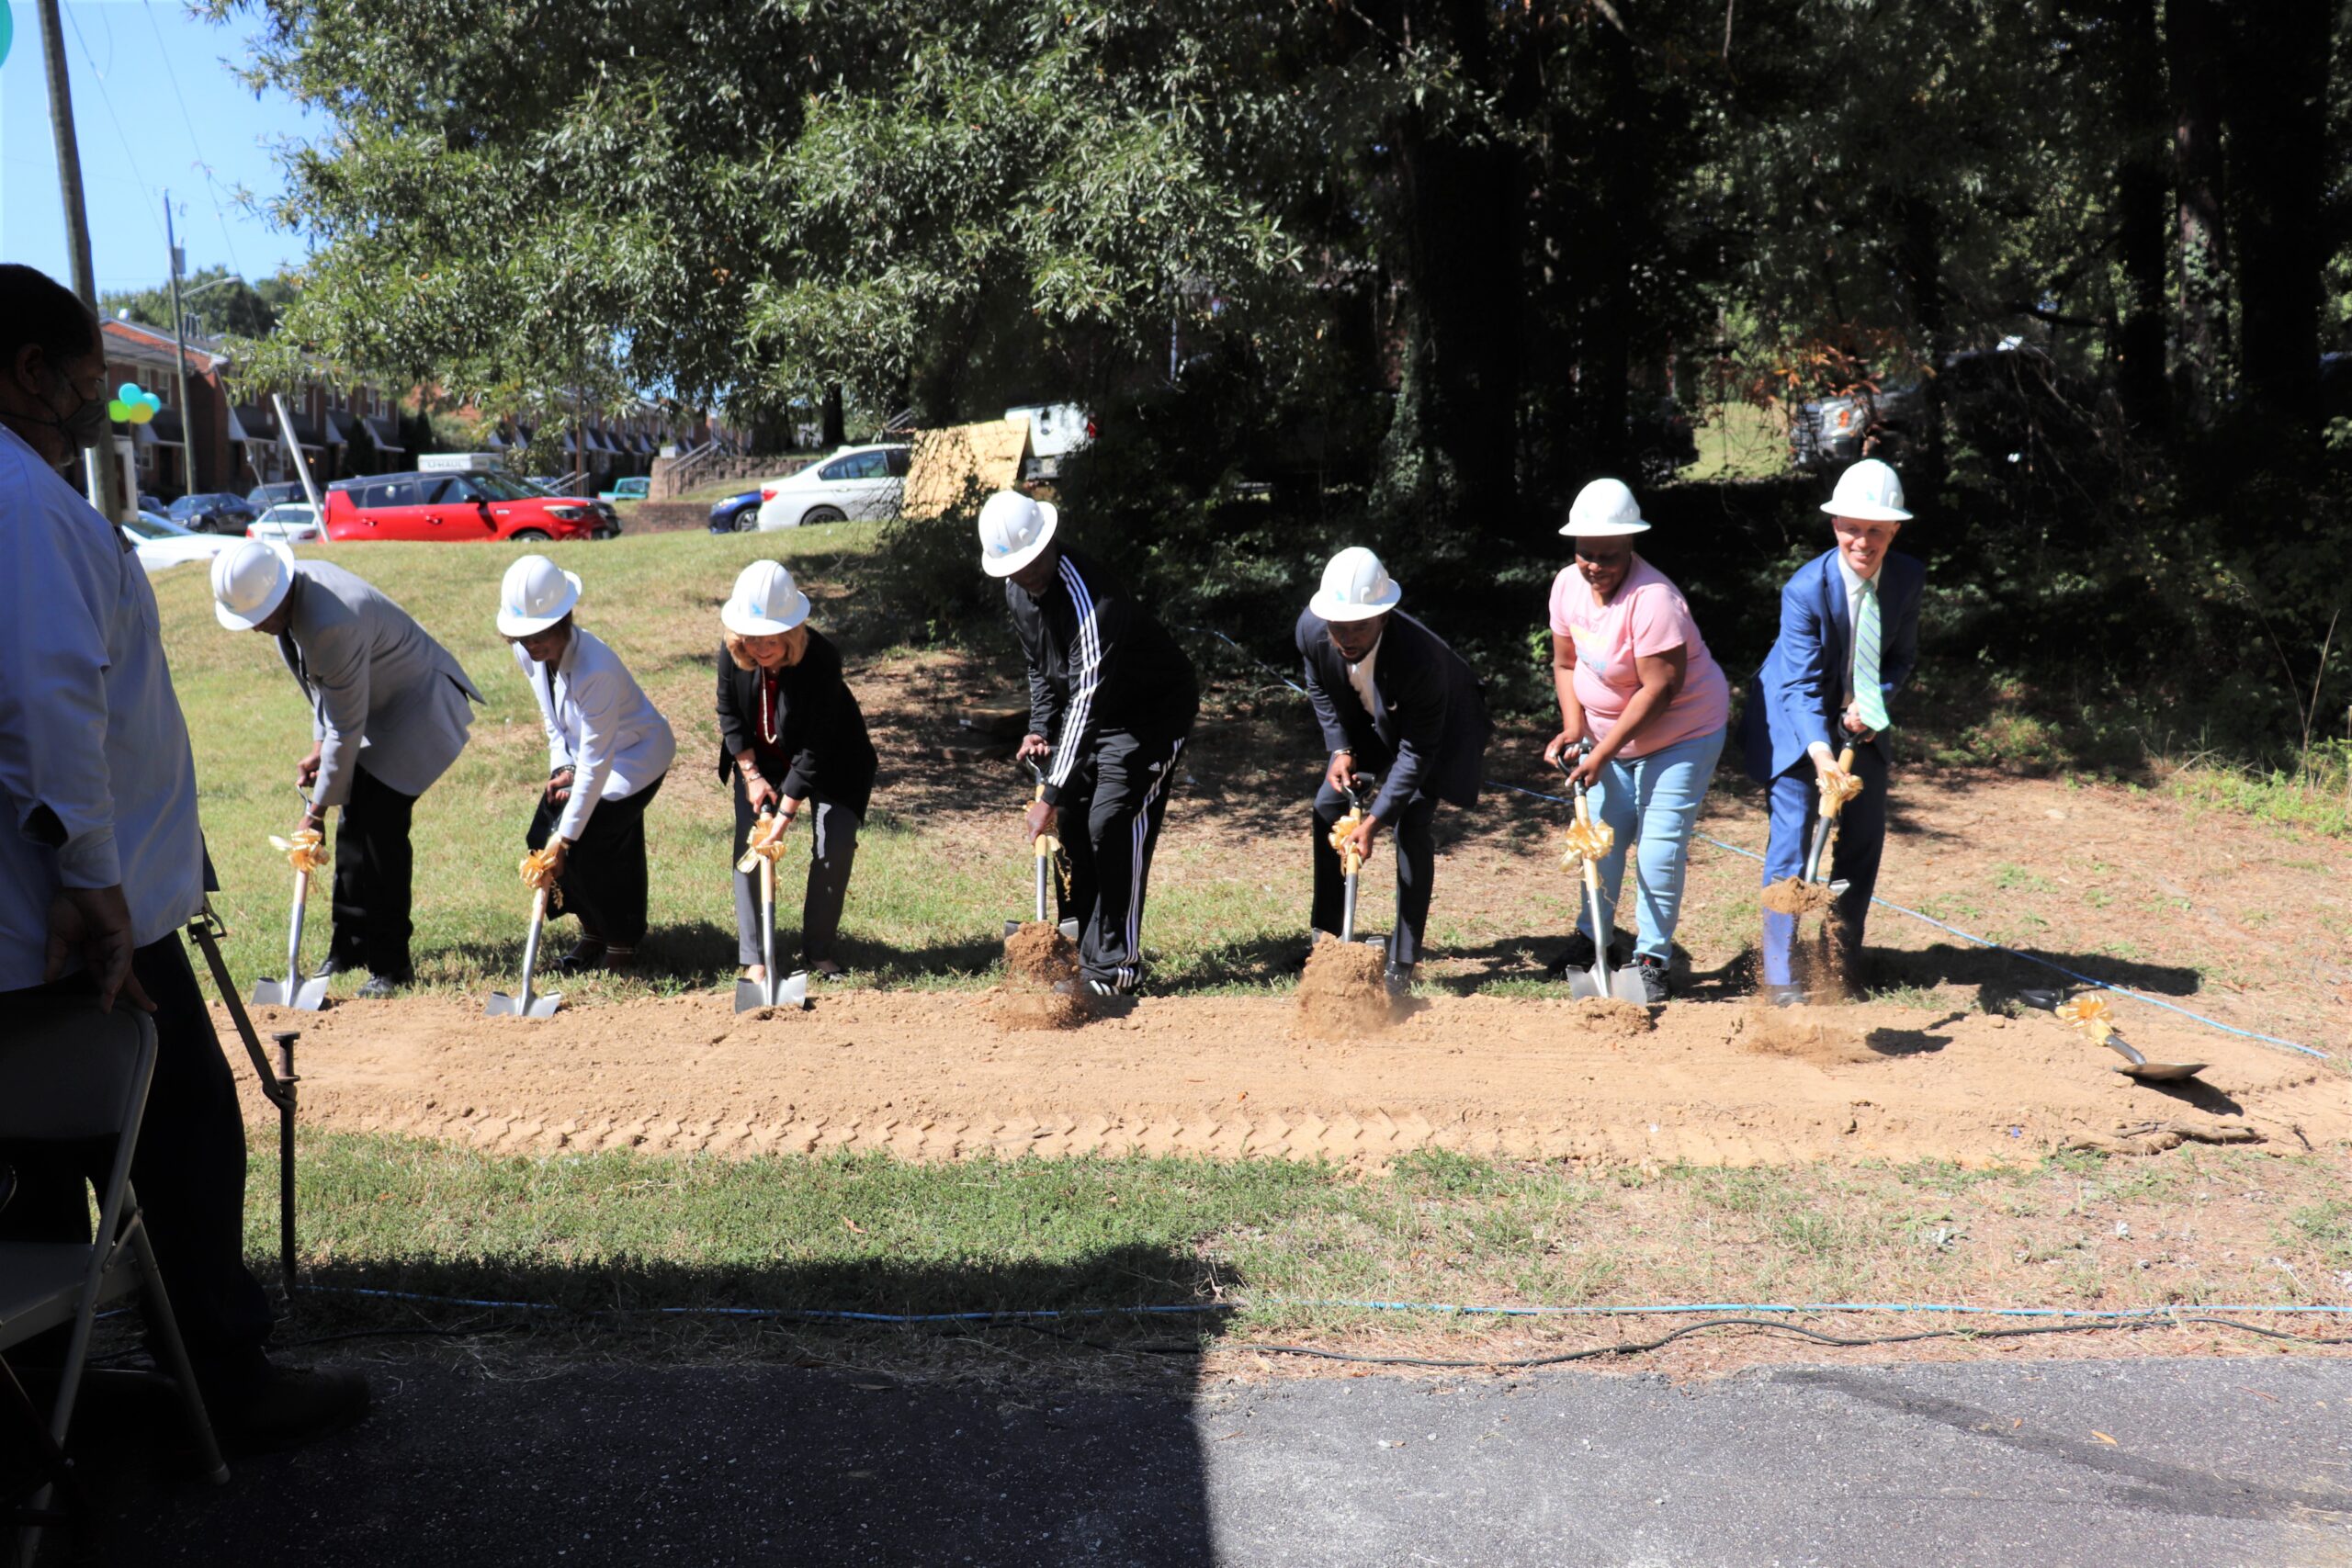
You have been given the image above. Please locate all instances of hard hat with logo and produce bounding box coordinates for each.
[720,559,811,637]
[1821,458,1912,523]
[976,490,1059,578]
[496,553,583,637]
[1309,546,1404,623]
[1557,478,1651,537]
[210,537,299,631]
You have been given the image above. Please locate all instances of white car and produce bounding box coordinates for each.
[249,502,322,545]
[121,511,234,573]
[754,444,910,531]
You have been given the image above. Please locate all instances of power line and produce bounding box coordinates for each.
[141,0,248,278]
[60,0,169,254]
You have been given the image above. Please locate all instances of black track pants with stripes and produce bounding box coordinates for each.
[1054,725,1189,992]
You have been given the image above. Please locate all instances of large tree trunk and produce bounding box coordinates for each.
[820,381,846,448]
[2109,0,2170,432]
[2166,0,2229,421]
[2221,0,2329,425]
[1893,193,1947,494]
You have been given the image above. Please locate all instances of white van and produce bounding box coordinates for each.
[1005,403,1093,479]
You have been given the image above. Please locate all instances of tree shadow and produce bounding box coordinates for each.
[1871,942,2205,1001]
[68,1246,1230,1565]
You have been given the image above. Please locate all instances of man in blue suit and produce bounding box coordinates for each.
[1738,458,1923,996]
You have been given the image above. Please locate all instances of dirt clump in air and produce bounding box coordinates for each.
[1760,877,1840,917]
[1296,939,1395,1040]
[1736,1004,1876,1066]
[989,922,1088,1030]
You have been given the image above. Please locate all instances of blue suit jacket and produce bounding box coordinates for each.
[1739,549,1924,784]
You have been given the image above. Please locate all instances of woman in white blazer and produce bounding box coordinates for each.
[498,555,676,972]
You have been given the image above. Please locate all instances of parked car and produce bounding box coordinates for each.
[596,476,651,504]
[322,469,620,544]
[707,489,764,534]
[249,502,322,546]
[139,491,171,515]
[1007,402,1094,481]
[1788,343,2074,472]
[168,491,260,534]
[754,444,910,530]
[121,511,233,573]
[246,480,307,510]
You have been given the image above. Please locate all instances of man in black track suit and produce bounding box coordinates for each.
[978,489,1198,996]
[1296,547,1490,987]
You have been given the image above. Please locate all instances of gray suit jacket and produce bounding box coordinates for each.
[279,561,483,809]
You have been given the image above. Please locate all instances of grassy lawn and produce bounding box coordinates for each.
[1679,401,1791,483]
[260,1134,2352,1353]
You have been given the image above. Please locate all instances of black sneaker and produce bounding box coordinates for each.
[308,957,340,981]
[1632,954,1671,1005]
[1384,963,1416,997]
[209,1364,371,1454]
[356,975,400,999]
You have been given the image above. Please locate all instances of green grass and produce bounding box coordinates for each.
[2164,747,2352,837]
[1679,402,1791,483]
[256,1134,2352,1345]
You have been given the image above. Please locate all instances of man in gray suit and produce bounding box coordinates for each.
[211,541,483,995]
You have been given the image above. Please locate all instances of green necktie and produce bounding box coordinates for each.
[1852,578,1892,734]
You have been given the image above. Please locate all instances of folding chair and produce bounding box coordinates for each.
[1,994,228,1567]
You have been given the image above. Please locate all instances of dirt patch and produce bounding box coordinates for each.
[231,990,2351,1168]
[1569,998,1654,1037]
[1295,940,1394,1040]
[988,922,1086,1030]
[1736,1004,1875,1066]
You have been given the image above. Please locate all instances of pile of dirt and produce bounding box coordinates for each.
[1296,939,1394,1040]
[988,922,1087,1030]
[1760,877,1839,916]
[1736,1003,1875,1066]
[1568,998,1653,1037]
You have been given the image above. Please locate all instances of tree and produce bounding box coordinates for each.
[97,265,292,340]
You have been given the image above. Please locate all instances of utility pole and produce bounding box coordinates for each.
[37,0,126,522]
[165,190,199,494]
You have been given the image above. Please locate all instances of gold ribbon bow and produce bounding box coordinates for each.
[736,813,791,875]
[518,846,564,891]
[1558,816,1614,871]
[1816,768,1866,812]
[268,827,330,874]
[2055,995,2116,1043]
[1328,806,1369,877]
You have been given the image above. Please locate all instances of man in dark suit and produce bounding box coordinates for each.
[1738,458,1925,997]
[1296,547,1490,986]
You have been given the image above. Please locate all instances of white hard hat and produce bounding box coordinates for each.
[496,553,582,637]
[1821,458,1912,523]
[721,559,811,637]
[1309,546,1404,623]
[210,538,298,631]
[1558,478,1652,537]
[976,490,1059,578]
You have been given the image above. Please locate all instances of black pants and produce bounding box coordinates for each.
[732,777,860,966]
[326,762,419,981]
[1056,727,1188,991]
[526,773,665,948]
[1311,778,1441,971]
[0,936,274,1384]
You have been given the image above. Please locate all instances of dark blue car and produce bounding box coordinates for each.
[707,489,763,533]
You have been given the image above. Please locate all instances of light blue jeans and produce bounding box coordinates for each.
[1573,726,1725,963]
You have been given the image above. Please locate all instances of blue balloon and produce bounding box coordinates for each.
[0,7,14,70]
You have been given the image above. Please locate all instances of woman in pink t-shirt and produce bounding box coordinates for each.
[1540,479,1730,1002]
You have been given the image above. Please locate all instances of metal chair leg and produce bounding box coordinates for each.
[124,1217,230,1485]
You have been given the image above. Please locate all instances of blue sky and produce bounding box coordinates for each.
[2,0,314,293]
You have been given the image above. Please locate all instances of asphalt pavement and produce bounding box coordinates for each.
[73,1352,2352,1566]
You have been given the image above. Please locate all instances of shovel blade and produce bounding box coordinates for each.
[250,979,291,1008]
[486,989,562,1019]
[1004,919,1023,938]
[2016,988,2065,1012]
[2117,1060,2207,1082]
[1566,970,1607,1001]
[734,978,767,1013]
[1611,969,1652,1006]
[774,972,810,1011]
[288,977,330,1012]
[1057,918,1080,942]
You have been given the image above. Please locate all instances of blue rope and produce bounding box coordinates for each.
[1182,626,2331,1061]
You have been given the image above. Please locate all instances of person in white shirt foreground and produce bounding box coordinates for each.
[499,555,677,972]
[0,262,367,1447]
[209,542,484,997]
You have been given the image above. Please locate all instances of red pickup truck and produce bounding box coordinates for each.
[322,469,619,543]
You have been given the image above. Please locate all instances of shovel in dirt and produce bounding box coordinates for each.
[486,874,563,1020]
[1331,773,1379,943]
[1556,749,1648,1006]
[1005,759,1080,942]
[252,814,331,1010]
[735,807,810,1013]
[1761,744,1860,918]
[2018,988,2208,1082]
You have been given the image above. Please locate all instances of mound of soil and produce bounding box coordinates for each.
[1568,998,1653,1037]
[1736,1004,1875,1066]
[1297,939,1394,1040]
[989,922,1087,1030]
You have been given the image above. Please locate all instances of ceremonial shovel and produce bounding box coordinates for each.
[1556,750,1650,1005]
[1005,759,1080,942]
[2018,989,2207,1082]
[486,880,562,1019]
[1335,774,1376,943]
[736,807,810,1013]
[253,802,330,1010]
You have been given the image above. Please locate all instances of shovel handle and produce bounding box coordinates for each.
[1816,746,1858,819]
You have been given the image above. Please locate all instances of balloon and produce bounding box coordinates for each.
[0,6,13,70]
[141,391,164,413]
[119,383,141,403]
[129,400,156,425]
[108,400,133,423]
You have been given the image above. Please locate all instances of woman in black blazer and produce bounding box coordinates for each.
[715,560,877,979]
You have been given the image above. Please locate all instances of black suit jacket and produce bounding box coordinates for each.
[714,629,877,819]
[1295,607,1489,818]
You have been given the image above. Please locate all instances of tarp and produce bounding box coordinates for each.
[901,417,1031,520]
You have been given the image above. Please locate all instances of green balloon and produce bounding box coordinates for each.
[108,400,133,423]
